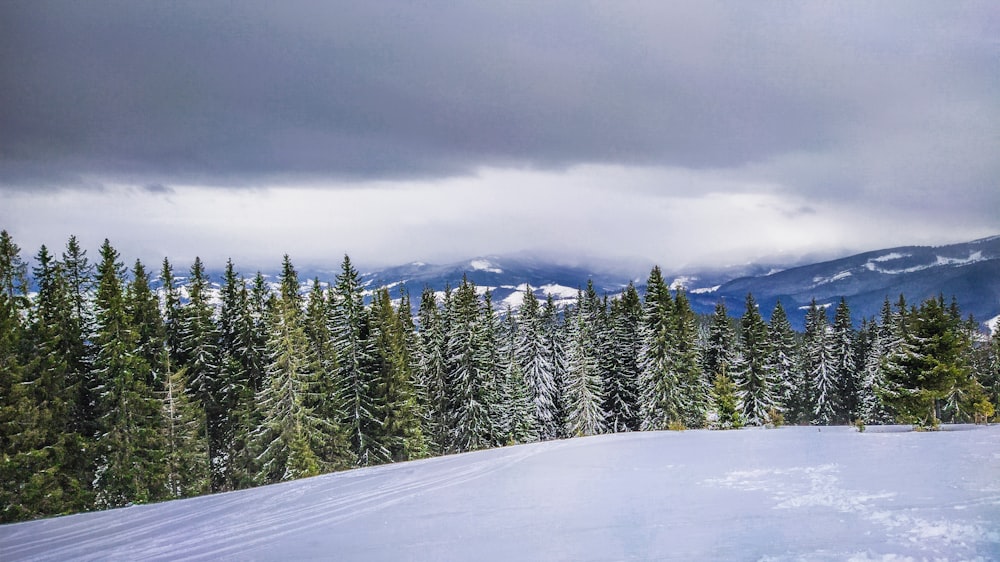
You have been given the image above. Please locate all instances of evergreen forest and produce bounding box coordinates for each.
[1,231,998,523]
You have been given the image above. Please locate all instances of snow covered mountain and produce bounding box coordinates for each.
[3,426,998,560]
[193,235,1000,331]
[685,235,1000,330]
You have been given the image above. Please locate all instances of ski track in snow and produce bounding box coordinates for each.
[1,443,562,561]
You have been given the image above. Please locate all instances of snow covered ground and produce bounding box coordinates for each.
[2,425,998,561]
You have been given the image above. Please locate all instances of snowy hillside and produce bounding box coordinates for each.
[3,426,998,561]
[688,236,1000,330]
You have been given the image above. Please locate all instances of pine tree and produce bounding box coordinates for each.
[60,236,98,478]
[500,307,538,444]
[477,289,504,446]
[0,232,46,521]
[881,296,979,428]
[803,300,837,425]
[605,283,642,432]
[734,293,775,426]
[563,289,606,437]
[253,256,352,482]
[226,272,272,489]
[672,289,709,428]
[446,277,494,451]
[639,267,679,430]
[415,286,449,454]
[831,298,858,423]
[710,373,743,430]
[541,295,568,437]
[15,245,92,517]
[369,287,427,461]
[703,300,737,386]
[127,260,166,389]
[517,286,559,439]
[768,300,802,422]
[329,255,381,465]
[161,366,210,498]
[176,257,223,487]
[91,240,166,509]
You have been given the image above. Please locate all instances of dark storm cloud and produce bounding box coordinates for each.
[1,1,998,218]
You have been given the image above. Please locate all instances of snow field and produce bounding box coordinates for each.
[1,425,998,561]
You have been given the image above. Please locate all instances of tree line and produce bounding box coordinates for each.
[1,231,997,522]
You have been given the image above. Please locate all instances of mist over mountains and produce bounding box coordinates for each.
[192,235,1000,332]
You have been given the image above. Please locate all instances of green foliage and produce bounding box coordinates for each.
[880,296,978,429]
[711,373,743,430]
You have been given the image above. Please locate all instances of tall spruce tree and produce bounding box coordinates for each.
[446,277,494,451]
[415,286,449,453]
[831,298,858,423]
[672,289,709,428]
[177,257,223,487]
[517,286,559,439]
[605,283,642,432]
[639,267,679,430]
[768,300,802,422]
[881,296,980,428]
[734,293,775,426]
[369,287,427,462]
[563,288,606,437]
[253,256,353,482]
[500,306,539,444]
[329,255,381,465]
[0,233,46,521]
[91,240,166,509]
[703,300,736,386]
[803,300,837,425]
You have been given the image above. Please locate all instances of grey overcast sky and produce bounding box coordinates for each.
[1,1,998,270]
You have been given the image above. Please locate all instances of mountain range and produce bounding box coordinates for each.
[203,235,1000,333]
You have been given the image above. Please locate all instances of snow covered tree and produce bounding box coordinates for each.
[881,296,980,428]
[563,288,606,437]
[541,295,568,437]
[517,286,559,439]
[767,300,802,422]
[415,286,449,454]
[329,255,381,465]
[91,240,167,509]
[639,267,679,430]
[672,289,709,428]
[446,277,495,451]
[605,283,642,432]
[253,256,353,483]
[831,298,858,423]
[803,300,837,425]
[702,300,737,386]
[499,307,538,444]
[734,293,776,426]
[175,257,227,488]
[226,271,272,488]
[477,289,505,445]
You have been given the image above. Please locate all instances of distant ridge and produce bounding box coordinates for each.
[190,235,1000,332]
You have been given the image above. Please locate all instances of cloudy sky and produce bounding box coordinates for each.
[2,2,998,271]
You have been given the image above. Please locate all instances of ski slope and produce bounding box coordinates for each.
[2,426,999,561]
